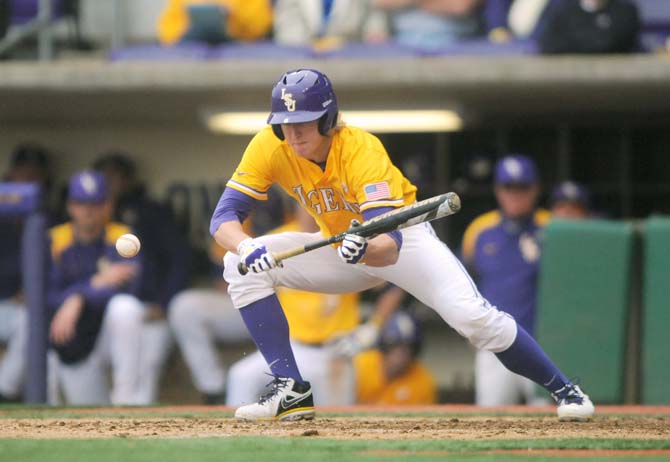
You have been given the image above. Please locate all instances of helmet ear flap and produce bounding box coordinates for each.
[272,124,285,140]
[318,111,338,136]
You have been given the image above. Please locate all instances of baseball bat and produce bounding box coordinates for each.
[238,192,461,275]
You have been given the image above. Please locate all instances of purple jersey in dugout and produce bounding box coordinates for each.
[462,209,550,334]
[47,221,141,363]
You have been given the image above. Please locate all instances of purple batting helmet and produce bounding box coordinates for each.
[268,69,338,140]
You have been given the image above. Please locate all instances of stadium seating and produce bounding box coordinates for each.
[641,216,670,404]
[536,219,634,404]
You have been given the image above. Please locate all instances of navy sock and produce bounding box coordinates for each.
[495,323,569,394]
[239,294,304,383]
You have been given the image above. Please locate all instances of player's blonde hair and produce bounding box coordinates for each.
[328,113,346,135]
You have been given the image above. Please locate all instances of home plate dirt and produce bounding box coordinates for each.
[1,415,669,440]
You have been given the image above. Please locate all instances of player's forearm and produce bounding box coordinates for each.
[214,220,251,254]
[362,234,399,267]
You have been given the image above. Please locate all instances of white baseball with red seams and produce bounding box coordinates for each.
[115,233,141,258]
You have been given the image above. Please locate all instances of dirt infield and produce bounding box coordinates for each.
[2,415,669,440]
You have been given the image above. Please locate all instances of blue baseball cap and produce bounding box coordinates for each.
[551,181,590,208]
[494,155,539,185]
[68,170,108,203]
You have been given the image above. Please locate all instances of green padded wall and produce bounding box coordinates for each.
[536,220,633,403]
[642,217,670,404]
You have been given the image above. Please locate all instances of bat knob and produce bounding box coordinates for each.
[237,262,249,275]
[350,219,362,228]
[447,193,461,212]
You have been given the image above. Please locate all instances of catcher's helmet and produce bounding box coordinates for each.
[268,69,339,140]
[379,312,423,356]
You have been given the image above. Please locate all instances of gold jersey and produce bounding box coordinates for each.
[226,125,417,238]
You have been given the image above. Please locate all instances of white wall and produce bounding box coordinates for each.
[79,0,167,44]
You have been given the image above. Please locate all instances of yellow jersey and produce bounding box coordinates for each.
[158,0,272,45]
[355,350,437,405]
[226,126,418,238]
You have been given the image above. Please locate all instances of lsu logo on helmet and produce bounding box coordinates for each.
[281,88,296,112]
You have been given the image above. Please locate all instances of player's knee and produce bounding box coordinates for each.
[106,294,144,325]
[167,291,197,327]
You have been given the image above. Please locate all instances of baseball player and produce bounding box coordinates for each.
[463,155,550,406]
[210,69,595,421]
[355,312,437,405]
[550,181,591,219]
[94,153,191,404]
[47,171,145,405]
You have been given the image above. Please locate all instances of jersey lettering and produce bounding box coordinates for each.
[319,188,340,212]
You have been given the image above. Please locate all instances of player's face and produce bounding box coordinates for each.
[382,345,414,380]
[67,201,111,237]
[495,183,539,219]
[552,201,588,220]
[281,120,332,163]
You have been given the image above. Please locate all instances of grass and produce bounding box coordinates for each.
[1,437,670,462]
[2,406,669,461]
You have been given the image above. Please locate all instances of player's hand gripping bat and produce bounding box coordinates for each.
[238,192,461,275]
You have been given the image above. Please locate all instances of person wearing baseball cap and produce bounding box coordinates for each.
[551,181,591,220]
[48,170,144,405]
[463,154,551,407]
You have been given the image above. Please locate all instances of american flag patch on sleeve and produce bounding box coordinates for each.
[364,181,391,201]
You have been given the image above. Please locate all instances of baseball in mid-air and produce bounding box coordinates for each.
[116,233,141,258]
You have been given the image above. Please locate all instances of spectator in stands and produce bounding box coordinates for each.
[93,152,190,404]
[484,0,558,43]
[273,0,388,48]
[538,0,640,54]
[0,144,52,403]
[158,0,272,46]
[550,181,591,220]
[355,312,437,405]
[48,171,144,405]
[462,155,548,406]
[373,0,482,49]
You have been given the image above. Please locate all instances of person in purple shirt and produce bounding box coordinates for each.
[93,152,191,404]
[47,171,145,405]
[462,154,550,406]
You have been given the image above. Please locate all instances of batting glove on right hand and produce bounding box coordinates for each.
[238,238,281,274]
[337,220,368,264]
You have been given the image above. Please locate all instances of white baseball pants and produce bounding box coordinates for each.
[54,294,144,405]
[0,298,27,398]
[168,288,250,395]
[224,224,517,353]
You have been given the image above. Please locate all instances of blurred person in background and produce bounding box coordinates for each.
[225,207,405,407]
[484,0,557,43]
[47,171,144,405]
[462,155,549,406]
[373,0,483,49]
[550,181,591,220]
[273,0,388,48]
[158,0,272,46]
[538,0,640,54]
[168,239,251,404]
[93,153,190,404]
[355,312,437,405]
[0,144,53,403]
